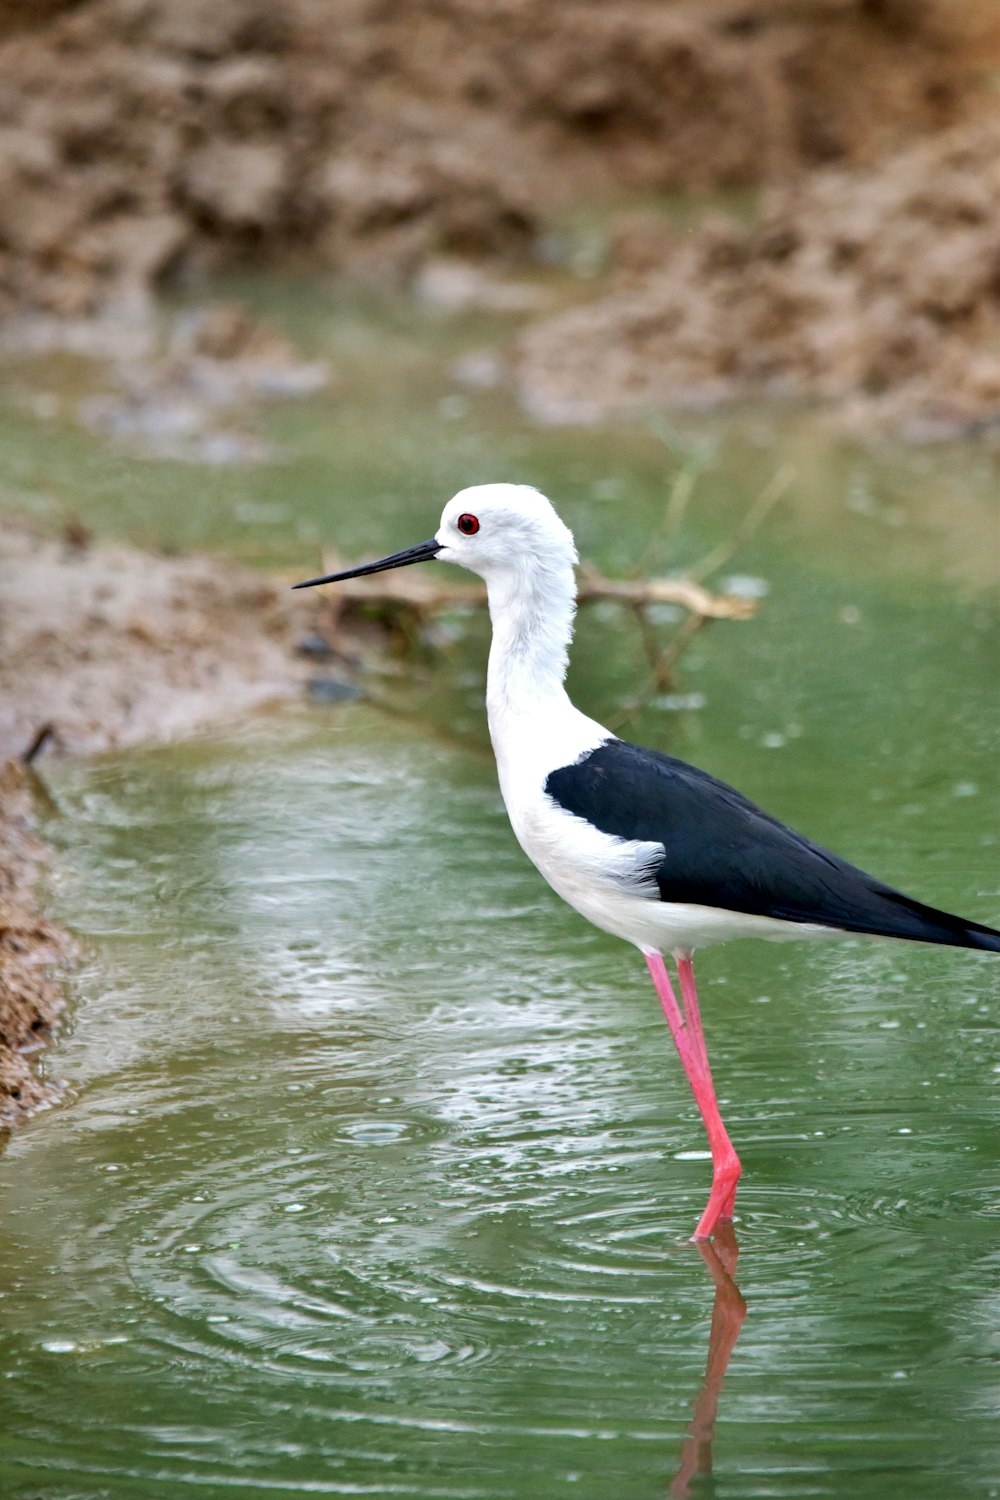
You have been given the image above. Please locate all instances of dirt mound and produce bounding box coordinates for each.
[0,0,994,316]
[516,113,1000,436]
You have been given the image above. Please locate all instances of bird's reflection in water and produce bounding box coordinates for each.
[669,1223,747,1498]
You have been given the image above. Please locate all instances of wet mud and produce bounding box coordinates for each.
[0,761,77,1126]
[517,113,1000,437]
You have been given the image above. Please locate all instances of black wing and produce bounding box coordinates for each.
[544,739,1000,951]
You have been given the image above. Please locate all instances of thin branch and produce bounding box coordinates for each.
[647,611,708,690]
[577,570,755,620]
[607,462,791,727]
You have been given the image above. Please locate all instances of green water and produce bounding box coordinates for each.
[1,279,999,1498]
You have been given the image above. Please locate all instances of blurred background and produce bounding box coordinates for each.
[2,0,1000,422]
[0,4,999,1498]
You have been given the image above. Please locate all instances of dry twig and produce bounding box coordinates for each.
[310,558,756,624]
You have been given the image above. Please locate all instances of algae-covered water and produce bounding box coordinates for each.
[0,281,998,1498]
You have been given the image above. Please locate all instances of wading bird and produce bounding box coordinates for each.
[295,484,1000,1239]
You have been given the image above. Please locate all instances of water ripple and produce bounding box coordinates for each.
[5,714,998,1496]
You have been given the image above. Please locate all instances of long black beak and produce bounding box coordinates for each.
[292,537,442,589]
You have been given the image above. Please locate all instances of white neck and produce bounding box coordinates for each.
[484,556,577,721]
[483,553,611,809]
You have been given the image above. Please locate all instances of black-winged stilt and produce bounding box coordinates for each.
[295,483,1000,1240]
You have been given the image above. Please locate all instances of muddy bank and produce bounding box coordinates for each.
[516,112,1000,436]
[0,0,995,319]
[0,761,77,1126]
[0,508,475,764]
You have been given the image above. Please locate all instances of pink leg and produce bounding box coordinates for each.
[676,955,740,1223]
[645,951,742,1240]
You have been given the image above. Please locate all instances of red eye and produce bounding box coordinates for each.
[457,513,480,535]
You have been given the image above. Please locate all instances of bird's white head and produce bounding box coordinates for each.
[292,483,581,683]
[291,481,583,712]
[434,483,578,580]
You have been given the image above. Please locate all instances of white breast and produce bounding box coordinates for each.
[489,698,663,933]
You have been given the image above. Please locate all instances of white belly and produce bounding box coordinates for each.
[515,790,835,953]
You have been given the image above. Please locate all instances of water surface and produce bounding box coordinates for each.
[0,279,998,1498]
